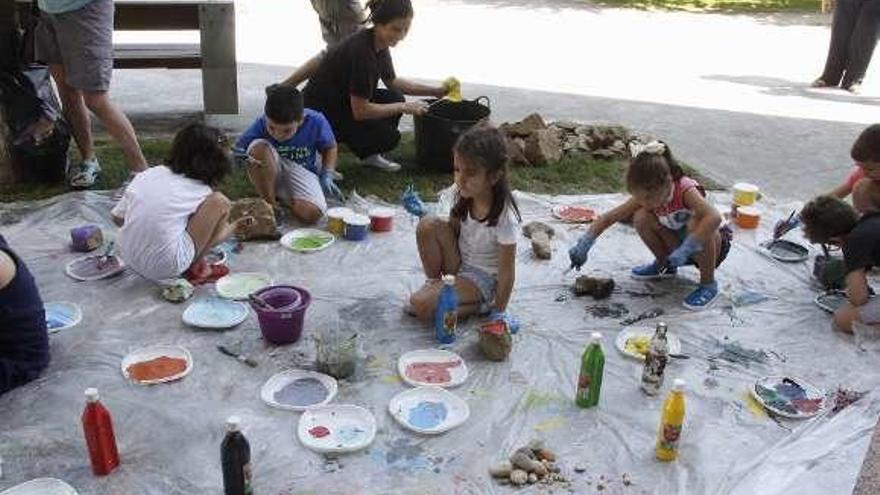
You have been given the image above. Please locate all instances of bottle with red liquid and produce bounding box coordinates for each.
[221,416,253,495]
[82,388,120,476]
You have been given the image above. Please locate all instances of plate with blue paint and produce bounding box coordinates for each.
[297,404,377,454]
[388,386,470,434]
[261,370,338,411]
[182,297,249,329]
[44,301,82,333]
[758,239,809,263]
[751,376,826,419]
[0,478,78,495]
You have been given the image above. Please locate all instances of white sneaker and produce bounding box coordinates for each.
[362,154,401,172]
[69,158,101,188]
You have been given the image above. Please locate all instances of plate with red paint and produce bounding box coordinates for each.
[397,349,468,388]
[120,344,193,385]
[261,370,338,411]
[552,205,596,223]
[297,404,377,453]
[751,376,827,419]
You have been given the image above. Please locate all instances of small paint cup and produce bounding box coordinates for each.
[344,214,370,241]
[732,182,760,206]
[735,206,760,229]
[70,225,103,252]
[326,207,353,236]
[368,207,394,232]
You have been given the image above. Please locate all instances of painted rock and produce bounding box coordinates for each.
[230,198,279,241]
[509,469,528,486]
[522,221,555,240]
[574,276,615,299]
[488,461,512,478]
[161,279,194,303]
[530,232,553,260]
[532,462,548,477]
[479,321,512,362]
[510,451,535,472]
[536,448,556,462]
[527,439,545,451]
[528,473,538,484]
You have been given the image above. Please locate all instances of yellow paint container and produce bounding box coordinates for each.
[732,182,760,206]
[326,207,353,236]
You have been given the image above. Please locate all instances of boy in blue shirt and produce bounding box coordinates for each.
[235,84,341,225]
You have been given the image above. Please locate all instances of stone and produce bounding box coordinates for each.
[528,473,538,484]
[479,320,512,361]
[522,221,555,240]
[161,279,194,303]
[590,148,618,160]
[229,198,279,241]
[506,137,530,166]
[510,469,528,486]
[530,232,553,260]
[510,451,536,472]
[574,276,615,299]
[554,120,580,131]
[503,113,547,138]
[524,128,562,166]
[536,448,556,462]
[489,461,512,478]
[574,465,587,473]
[532,462,548,477]
[526,439,545,451]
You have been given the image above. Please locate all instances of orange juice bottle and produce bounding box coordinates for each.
[655,379,685,462]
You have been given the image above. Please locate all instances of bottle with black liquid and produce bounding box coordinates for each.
[221,416,253,495]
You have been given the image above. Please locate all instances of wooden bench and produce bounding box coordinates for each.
[15,0,238,115]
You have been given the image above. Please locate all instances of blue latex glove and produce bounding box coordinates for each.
[667,235,703,268]
[568,232,597,271]
[402,184,427,217]
[319,169,345,202]
[488,309,521,335]
[773,214,801,239]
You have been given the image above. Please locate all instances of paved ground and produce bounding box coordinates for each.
[111,0,880,201]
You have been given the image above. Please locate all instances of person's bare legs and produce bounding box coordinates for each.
[415,217,460,278]
[834,303,859,333]
[49,64,94,162]
[632,208,679,265]
[691,229,722,285]
[409,278,483,323]
[246,142,279,208]
[185,192,243,264]
[82,90,147,173]
[852,178,880,214]
[290,199,323,225]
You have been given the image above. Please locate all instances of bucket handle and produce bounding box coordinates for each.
[474,96,491,110]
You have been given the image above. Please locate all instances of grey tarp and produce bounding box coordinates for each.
[0,190,878,494]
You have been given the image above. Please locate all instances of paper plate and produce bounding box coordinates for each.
[388,386,470,435]
[280,228,335,253]
[0,478,78,495]
[297,404,377,454]
[182,297,249,329]
[215,272,272,300]
[751,376,826,419]
[815,290,848,313]
[121,344,193,385]
[64,255,125,281]
[397,349,468,388]
[615,327,682,361]
[44,301,82,333]
[552,205,596,223]
[261,370,338,411]
[759,239,809,263]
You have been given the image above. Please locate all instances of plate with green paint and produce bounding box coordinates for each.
[281,229,335,253]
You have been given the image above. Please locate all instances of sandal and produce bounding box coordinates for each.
[184,260,229,285]
[683,283,720,311]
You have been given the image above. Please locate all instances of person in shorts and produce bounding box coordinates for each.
[310,0,365,47]
[35,0,147,189]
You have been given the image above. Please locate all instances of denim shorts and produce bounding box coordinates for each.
[457,264,496,314]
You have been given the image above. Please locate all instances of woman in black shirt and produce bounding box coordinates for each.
[288,0,448,172]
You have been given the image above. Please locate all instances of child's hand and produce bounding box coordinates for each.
[320,170,345,202]
[403,101,428,116]
[773,215,801,239]
[667,235,703,267]
[402,184,428,217]
[568,232,597,271]
[488,309,520,334]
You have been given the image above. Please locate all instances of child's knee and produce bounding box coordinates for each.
[292,202,323,225]
[632,208,656,232]
[409,291,436,321]
[833,305,856,333]
[416,216,440,240]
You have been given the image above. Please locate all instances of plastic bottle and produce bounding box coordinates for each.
[575,332,605,408]
[656,379,686,462]
[221,416,253,495]
[641,322,670,396]
[434,275,458,344]
[81,388,120,476]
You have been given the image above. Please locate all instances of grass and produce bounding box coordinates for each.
[0,132,720,204]
[596,0,821,11]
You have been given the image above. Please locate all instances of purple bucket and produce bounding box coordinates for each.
[249,285,310,345]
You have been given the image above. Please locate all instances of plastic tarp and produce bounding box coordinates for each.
[0,190,878,495]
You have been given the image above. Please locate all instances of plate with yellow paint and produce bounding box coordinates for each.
[615,327,681,361]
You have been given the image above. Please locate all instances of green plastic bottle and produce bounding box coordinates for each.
[576,332,605,408]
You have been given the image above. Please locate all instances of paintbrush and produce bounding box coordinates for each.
[248,293,273,311]
[96,240,115,269]
[217,345,258,367]
[774,210,797,240]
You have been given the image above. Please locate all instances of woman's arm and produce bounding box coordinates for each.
[387,77,445,98]
[682,189,722,242]
[492,244,516,312]
[829,182,853,199]
[350,94,425,120]
[587,197,641,238]
[847,269,870,306]
[282,51,324,88]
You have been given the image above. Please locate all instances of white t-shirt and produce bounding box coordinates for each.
[111,166,213,281]
[458,203,519,276]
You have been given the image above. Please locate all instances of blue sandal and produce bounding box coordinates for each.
[631,261,678,280]
[683,283,719,311]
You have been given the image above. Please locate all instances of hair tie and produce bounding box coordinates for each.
[628,140,666,158]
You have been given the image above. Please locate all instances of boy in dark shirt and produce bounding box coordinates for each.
[801,195,880,332]
[0,235,49,394]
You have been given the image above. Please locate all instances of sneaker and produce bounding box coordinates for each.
[810,78,830,88]
[329,169,344,181]
[69,158,101,188]
[112,172,136,203]
[683,282,719,311]
[846,83,862,94]
[363,154,401,172]
[631,261,678,280]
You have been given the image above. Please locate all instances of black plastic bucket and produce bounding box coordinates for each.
[414,96,490,172]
